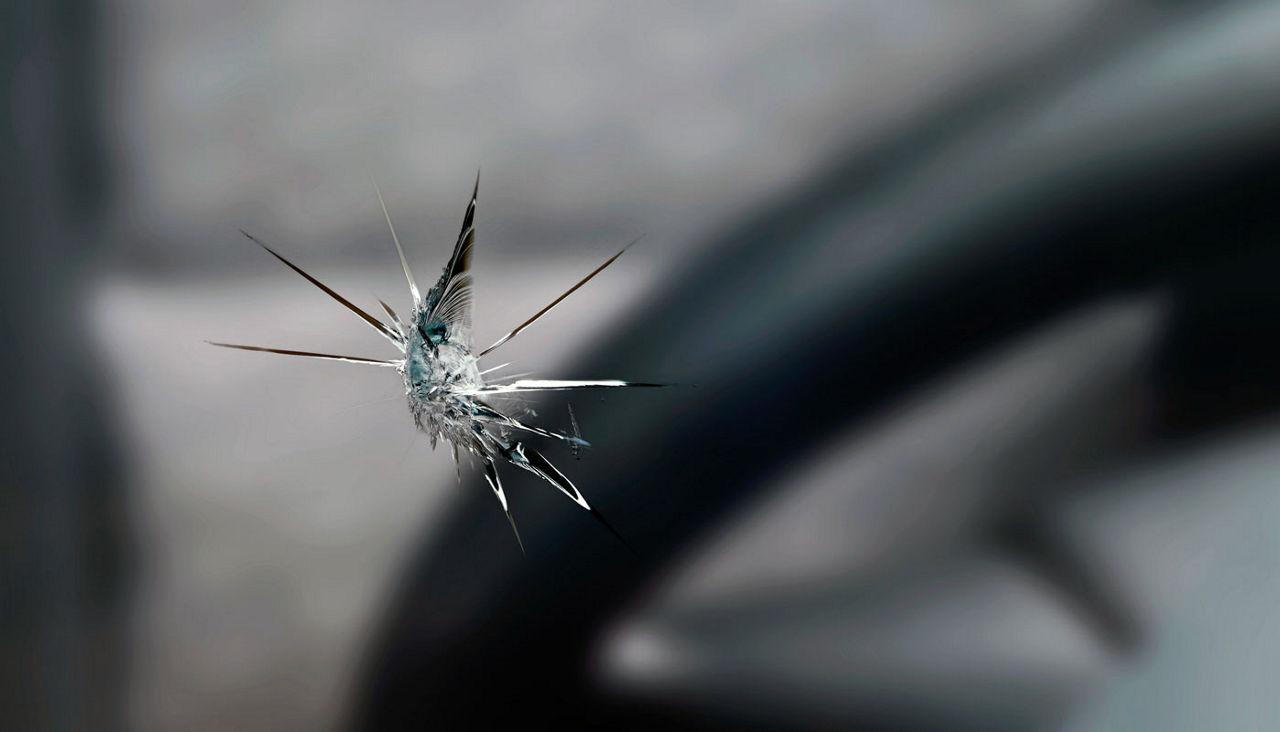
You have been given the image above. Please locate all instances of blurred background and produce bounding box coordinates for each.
[4,0,1280,729]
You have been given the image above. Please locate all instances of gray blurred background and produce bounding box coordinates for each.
[5,0,1280,730]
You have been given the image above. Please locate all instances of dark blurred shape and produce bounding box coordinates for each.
[352,2,1280,730]
[1,0,130,730]
[1154,242,1280,435]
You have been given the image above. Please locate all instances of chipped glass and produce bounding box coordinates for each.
[211,174,656,551]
